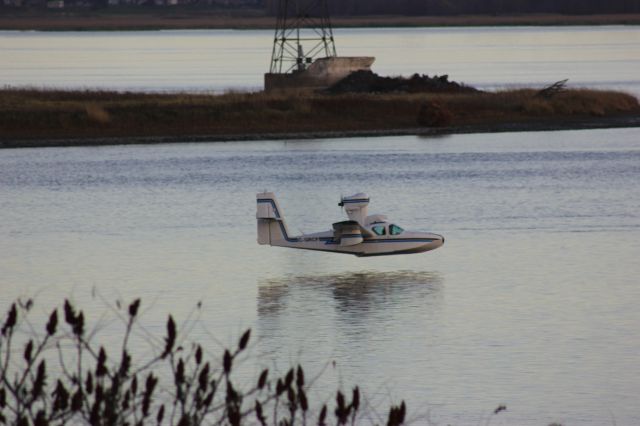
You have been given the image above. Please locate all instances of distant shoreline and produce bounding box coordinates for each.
[3,116,640,150]
[1,13,640,31]
[1,87,639,149]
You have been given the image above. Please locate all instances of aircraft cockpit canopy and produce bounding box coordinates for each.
[390,224,404,235]
[370,223,404,236]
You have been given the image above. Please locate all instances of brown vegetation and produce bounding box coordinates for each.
[1,297,411,425]
[0,87,638,147]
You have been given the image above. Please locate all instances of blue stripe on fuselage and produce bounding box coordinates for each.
[363,238,436,243]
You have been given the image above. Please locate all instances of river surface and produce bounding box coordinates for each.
[1,128,640,424]
[1,26,640,95]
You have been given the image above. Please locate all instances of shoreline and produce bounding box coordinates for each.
[1,13,640,31]
[3,115,639,150]
[2,87,638,149]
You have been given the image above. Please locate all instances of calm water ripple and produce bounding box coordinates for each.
[1,128,640,424]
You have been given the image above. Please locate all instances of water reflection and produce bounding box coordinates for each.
[259,270,443,317]
[257,271,444,365]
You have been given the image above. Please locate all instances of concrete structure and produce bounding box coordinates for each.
[264,56,375,92]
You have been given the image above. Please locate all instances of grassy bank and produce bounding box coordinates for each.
[1,87,638,148]
[1,12,640,31]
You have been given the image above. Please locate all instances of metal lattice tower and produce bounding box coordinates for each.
[269,0,337,74]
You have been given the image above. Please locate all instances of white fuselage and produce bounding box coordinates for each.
[268,228,443,257]
[256,192,444,257]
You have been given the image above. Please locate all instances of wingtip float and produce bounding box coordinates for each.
[257,192,444,257]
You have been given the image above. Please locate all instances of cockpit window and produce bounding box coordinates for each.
[372,225,386,236]
[389,224,404,235]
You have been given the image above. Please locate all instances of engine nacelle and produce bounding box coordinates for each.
[339,232,363,246]
[339,193,369,225]
[333,220,364,246]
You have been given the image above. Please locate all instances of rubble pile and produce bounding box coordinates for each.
[326,71,478,94]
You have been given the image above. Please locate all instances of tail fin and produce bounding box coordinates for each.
[256,192,294,245]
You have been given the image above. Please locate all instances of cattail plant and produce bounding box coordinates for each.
[0,298,407,426]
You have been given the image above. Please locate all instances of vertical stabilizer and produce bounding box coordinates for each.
[256,192,294,245]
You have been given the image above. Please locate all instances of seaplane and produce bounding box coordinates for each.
[256,192,444,257]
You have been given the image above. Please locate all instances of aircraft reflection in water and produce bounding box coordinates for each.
[257,192,444,256]
[257,270,443,318]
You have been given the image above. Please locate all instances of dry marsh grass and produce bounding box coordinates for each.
[0,87,638,142]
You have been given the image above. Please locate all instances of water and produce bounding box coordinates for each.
[1,26,640,95]
[1,128,640,424]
